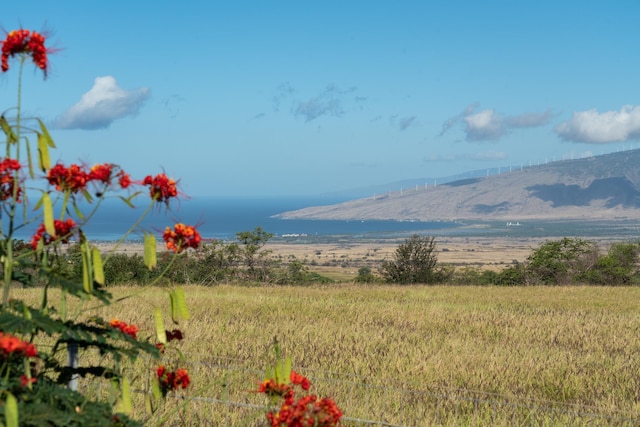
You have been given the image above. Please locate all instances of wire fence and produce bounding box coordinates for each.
[151,356,640,426]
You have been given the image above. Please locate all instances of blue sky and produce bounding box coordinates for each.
[2,1,640,197]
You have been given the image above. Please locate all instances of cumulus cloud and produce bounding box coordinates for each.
[464,109,504,140]
[441,104,553,141]
[293,84,357,122]
[555,105,640,143]
[55,76,150,130]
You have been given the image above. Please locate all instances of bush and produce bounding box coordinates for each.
[103,253,151,285]
[525,237,596,285]
[381,235,444,284]
[581,241,640,285]
[355,266,376,283]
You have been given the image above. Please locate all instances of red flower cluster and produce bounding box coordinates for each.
[142,173,178,204]
[157,365,190,396]
[259,378,292,398]
[290,370,311,391]
[1,29,50,76]
[0,332,38,359]
[259,371,342,427]
[30,218,76,249]
[163,223,201,253]
[267,395,342,427]
[47,162,131,193]
[109,319,138,339]
[0,158,22,201]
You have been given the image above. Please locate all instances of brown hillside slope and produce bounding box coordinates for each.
[275,149,640,221]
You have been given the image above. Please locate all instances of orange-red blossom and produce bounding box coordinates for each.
[157,365,190,396]
[0,332,38,359]
[47,162,131,193]
[142,173,178,204]
[163,223,201,253]
[1,29,51,76]
[30,218,76,249]
[0,158,22,201]
[109,319,138,339]
[259,371,342,427]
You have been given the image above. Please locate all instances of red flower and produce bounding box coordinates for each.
[142,173,178,204]
[1,29,51,76]
[163,223,201,253]
[0,158,22,201]
[157,365,190,396]
[258,378,291,397]
[290,371,311,391]
[47,163,89,193]
[260,369,342,426]
[20,375,36,388]
[174,368,190,389]
[88,163,113,184]
[0,332,38,359]
[109,319,138,339]
[117,170,131,189]
[30,218,76,249]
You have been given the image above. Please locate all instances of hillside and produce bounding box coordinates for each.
[275,149,640,222]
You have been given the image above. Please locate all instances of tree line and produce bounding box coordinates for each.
[373,235,640,286]
[11,230,640,286]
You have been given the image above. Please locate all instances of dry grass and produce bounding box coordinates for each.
[13,284,640,425]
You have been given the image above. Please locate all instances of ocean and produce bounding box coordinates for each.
[8,196,460,242]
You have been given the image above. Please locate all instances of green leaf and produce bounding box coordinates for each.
[118,194,138,208]
[36,117,56,147]
[152,376,162,401]
[42,192,55,237]
[284,357,292,383]
[1,115,18,144]
[37,132,52,171]
[145,394,154,415]
[170,291,178,324]
[92,247,104,285]
[119,377,133,414]
[82,240,93,293]
[4,392,18,427]
[274,356,291,385]
[154,308,167,344]
[144,233,157,270]
[60,290,67,320]
[25,135,35,178]
[170,287,190,323]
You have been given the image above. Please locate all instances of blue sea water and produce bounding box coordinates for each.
[9,196,460,242]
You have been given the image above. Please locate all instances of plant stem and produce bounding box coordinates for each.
[2,56,26,310]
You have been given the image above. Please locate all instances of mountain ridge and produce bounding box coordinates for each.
[276,149,640,222]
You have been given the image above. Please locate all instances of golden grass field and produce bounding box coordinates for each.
[13,274,640,425]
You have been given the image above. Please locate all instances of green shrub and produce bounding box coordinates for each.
[381,235,445,284]
[525,237,596,285]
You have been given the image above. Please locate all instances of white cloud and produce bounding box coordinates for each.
[441,104,553,141]
[464,109,504,140]
[55,76,150,130]
[555,105,640,143]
